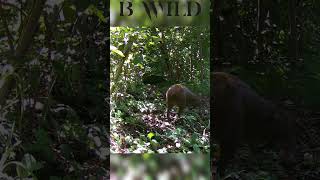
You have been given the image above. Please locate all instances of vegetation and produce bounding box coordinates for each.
[110,27,210,153]
[212,0,320,179]
[0,0,108,179]
[111,154,210,179]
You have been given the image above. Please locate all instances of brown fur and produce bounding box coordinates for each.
[166,84,200,119]
[212,72,296,174]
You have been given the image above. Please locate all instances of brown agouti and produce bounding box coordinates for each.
[166,84,201,119]
[212,72,296,175]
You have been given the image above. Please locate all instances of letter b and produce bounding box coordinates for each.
[120,2,133,16]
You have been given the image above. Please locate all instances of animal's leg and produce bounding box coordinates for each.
[166,103,173,120]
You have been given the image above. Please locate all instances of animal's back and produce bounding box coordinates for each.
[212,72,277,140]
[211,72,296,174]
[166,84,200,119]
[166,84,186,106]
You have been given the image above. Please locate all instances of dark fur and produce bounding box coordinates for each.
[212,72,296,174]
[166,84,200,119]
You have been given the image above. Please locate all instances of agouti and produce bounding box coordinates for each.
[212,72,296,174]
[166,84,201,119]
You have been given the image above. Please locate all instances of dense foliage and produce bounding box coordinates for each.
[111,154,210,179]
[0,0,108,179]
[110,27,210,153]
[212,0,320,179]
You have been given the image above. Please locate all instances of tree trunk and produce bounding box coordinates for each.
[0,0,46,107]
[159,28,172,81]
[110,36,135,94]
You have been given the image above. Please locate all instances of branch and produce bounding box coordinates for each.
[110,36,136,94]
[15,0,46,58]
[0,0,46,107]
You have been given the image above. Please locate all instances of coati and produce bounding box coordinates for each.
[212,72,296,174]
[166,84,201,120]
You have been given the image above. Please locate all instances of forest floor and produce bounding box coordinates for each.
[219,108,320,180]
[110,84,320,179]
[110,85,210,153]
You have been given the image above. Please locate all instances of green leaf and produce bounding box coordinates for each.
[136,63,144,69]
[147,132,155,140]
[132,54,143,65]
[150,139,159,150]
[16,163,28,178]
[87,5,106,22]
[142,154,151,160]
[193,144,200,153]
[15,154,42,178]
[110,45,125,57]
[22,154,38,171]
[95,9,106,22]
